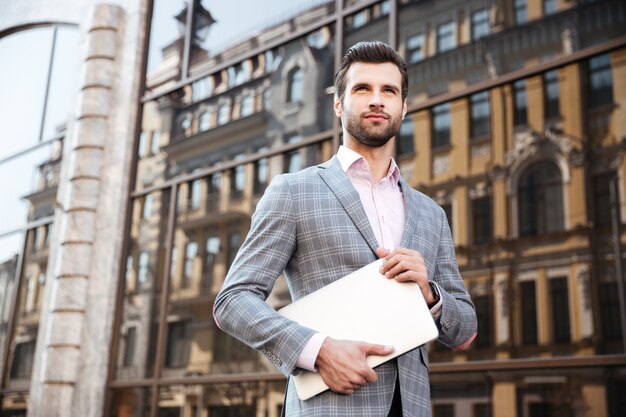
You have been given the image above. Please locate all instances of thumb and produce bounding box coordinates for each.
[375,247,390,259]
[363,343,394,356]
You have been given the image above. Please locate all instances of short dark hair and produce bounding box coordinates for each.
[334,41,408,103]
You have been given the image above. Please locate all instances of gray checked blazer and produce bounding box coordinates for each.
[213,156,477,416]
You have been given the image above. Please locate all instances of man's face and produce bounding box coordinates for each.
[334,62,407,148]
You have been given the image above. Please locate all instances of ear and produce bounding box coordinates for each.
[402,101,407,120]
[334,94,342,117]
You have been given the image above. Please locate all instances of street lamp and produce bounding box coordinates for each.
[175,0,216,48]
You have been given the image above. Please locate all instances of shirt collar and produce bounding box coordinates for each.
[337,145,401,183]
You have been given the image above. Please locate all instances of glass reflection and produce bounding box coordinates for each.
[157,382,286,417]
[109,388,152,417]
[0,234,21,382]
[115,190,170,380]
[0,26,78,159]
[343,1,390,53]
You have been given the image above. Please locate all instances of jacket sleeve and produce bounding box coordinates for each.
[432,207,478,349]
[212,175,316,375]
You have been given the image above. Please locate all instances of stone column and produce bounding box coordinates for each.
[29,3,144,416]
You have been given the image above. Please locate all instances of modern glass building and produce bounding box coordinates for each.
[0,0,625,416]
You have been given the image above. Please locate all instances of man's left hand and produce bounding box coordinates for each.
[375,247,436,305]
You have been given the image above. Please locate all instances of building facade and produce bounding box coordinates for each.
[0,0,625,416]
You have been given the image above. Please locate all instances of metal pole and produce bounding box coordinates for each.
[38,26,58,143]
[609,175,626,351]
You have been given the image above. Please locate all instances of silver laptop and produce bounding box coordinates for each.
[278,259,439,400]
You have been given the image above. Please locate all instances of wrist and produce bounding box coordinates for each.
[427,281,440,308]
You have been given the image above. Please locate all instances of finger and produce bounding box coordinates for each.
[363,367,378,383]
[363,343,394,356]
[375,247,390,259]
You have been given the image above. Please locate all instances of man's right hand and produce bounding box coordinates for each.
[315,338,394,394]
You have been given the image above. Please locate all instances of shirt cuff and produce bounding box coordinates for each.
[429,281,443,319]
[295,332,328,372]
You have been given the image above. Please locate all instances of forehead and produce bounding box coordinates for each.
[344,62,402,89]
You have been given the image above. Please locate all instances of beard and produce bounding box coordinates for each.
[342,108,402,148]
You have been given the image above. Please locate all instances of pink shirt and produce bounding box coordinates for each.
[296,146,442,371]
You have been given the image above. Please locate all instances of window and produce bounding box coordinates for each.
[123,327,137,367]
[240,94,254,117]
[150,131,161,155]
[472,196,492,244]
[520,280,538,345]
[284,134,303,173]
[474,295,493,349]
[470,91,491,139]
[203,234,220,287]
[138,131,148,157]
[165,321,191,368]
[550,277,571,343]
[217,102,230,125]
[588,54,613,108]
[230,164,245,197]
[434,404,455,417]
[188,180,201,209]
[227,227,241,269]
[138,251,150,285]
[593,172,614,228]
[406,33,425,63]
[437,21,456,53]
[199,111,210,131]
[254,148,269,195]
[287,67,304,103]
[544,70,560,120]
[207,172,221,209]
[432,103,451,148]
[10,341,36,379]
[183,240,197,287]
[599,277,623,342]
[142,194,153,219]
[518,161,564,236]
[397,117,415,156]
[513,79,528,126]
[209,405,256,417]
[543,0,558,15]
[472,9,490,41]
[515,0,527,24]
[474,403,492,417]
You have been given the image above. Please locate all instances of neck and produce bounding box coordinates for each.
[344,139,394,183]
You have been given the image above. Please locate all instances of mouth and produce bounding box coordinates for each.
[364,113,389,122]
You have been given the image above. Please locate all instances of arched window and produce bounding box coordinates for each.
[518,160,564,236]
[286,67,304,103]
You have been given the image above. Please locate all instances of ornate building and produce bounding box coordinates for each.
[0,0,625,416]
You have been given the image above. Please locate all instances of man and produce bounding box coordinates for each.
[213,41,477,416]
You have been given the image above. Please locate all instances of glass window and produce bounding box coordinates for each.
[472,9,490,41]
[474,403,492,417]
[207,172,222,210]
[230,163,245,197]
[544,0,558,15]
[520,280,538,345]
[240,94,254,117]
[203,233,220,291]
[549,277,571,343]
[587,54,613,108]
[227,226,241,269]
[434,404,455,417]
[183,240,197,286]
[406,33,425,63]
[432,103,451,148]
[544,70,560,120]
[398,117,415,156]
[437,21,456,53]
[513,79,528,126]
[599,276,624,343]
[151,131,161,155]
[593,172,614,228]
[472,196,492,244]
[470,91,491,139]
[138,131,149,158]
[199,111,211,131]
[188,179,201,209]
[165,320,191,368]
[9,341,36,379]
[145,0,186,84]
[142,194,153,219]
[515,0,528,24]
[474,295,493,349]
[254,149,269,195]
[344,4,389,52]
[442,203,453,235]
[287,67,304,103]
[123,327,137,367]
[217,102,230,125]
[518,161,563,236]
[138,251,150,285]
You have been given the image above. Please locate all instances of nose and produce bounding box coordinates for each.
[369,90,384,109]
